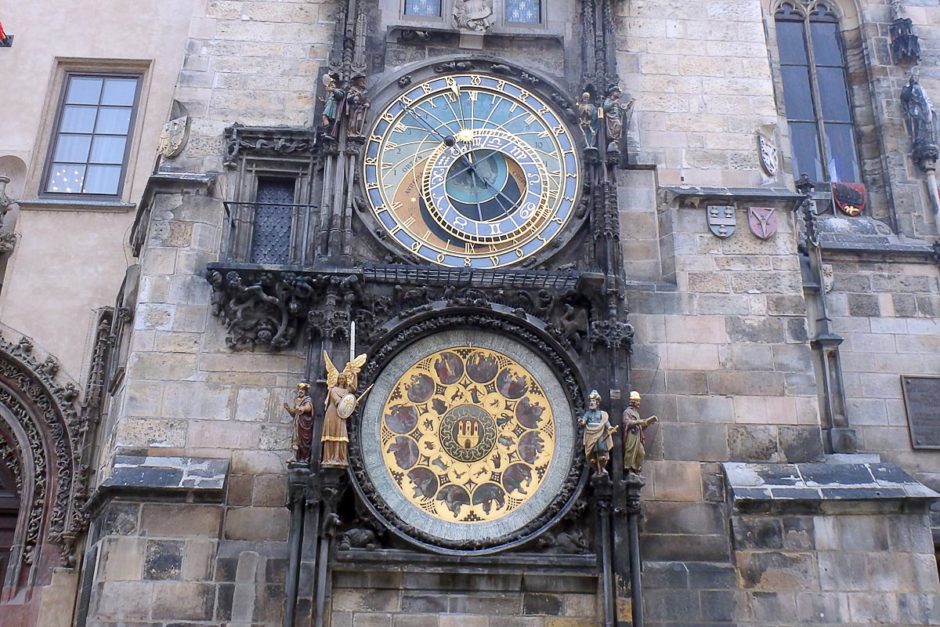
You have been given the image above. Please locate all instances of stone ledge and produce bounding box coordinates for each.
[89,454,229,512]
[723,460,939,514]
[662,186,803,206]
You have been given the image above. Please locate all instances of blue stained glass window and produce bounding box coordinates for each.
[506,0,540,23]
[404,0,441,17]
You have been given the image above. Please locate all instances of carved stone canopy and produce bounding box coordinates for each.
[223,124,318,168]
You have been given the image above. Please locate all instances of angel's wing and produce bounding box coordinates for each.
[323,351,339,389]
[321,72,333,88]
[343,353,368,378]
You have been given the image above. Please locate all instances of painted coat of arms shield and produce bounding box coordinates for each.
[747,207,778,240]
[706,205,736,238]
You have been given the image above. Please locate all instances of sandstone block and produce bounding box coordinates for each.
[151,582,214,620]
[141,503,223,537]
[648,461,703,501]
[224,506,289,542]
[93,581,153,620]
[99,537,146,581]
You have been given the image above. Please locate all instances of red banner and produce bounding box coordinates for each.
[0,22,6,42]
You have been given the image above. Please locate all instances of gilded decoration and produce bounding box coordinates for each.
[357,326,579,549]
[378,346,556,523]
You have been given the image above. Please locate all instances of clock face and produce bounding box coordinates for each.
[359,329,577,548]
[362,73,580,268]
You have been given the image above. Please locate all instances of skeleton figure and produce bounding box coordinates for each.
[577,92,597,148]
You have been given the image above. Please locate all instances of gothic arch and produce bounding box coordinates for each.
[0,333,87,601]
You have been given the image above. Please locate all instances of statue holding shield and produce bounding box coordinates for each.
[322,351,368,467]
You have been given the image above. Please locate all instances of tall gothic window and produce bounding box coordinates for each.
[404,0,441,17]
[775,3,860,184]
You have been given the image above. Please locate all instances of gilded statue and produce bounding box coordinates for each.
[579,390,617,478]
[622,391,658,474]
[284,382,314,463]
[321,351,368,467]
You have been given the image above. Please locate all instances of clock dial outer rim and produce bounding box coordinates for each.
[347,310,588,555]
[362,330,573,541]
[359,66,584,269]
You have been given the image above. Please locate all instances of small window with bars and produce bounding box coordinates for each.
[250,178,296,265]
[43,74,140,196]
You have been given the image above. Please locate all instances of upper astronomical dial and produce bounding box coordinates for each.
[363,73,580,268]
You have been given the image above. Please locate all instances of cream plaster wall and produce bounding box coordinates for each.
[0,0,198,381]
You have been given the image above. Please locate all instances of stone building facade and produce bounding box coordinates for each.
[0,1,939,626]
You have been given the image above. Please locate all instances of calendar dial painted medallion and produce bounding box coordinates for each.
[362,73,580,268]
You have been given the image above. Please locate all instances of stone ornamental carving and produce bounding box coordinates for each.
[901,72,940,170]
[706,205,736,238]
[453,0,494,33]
[758,133,778,177]
[747,207,778,240]
[831,182,866,217]
[157,115,190,159]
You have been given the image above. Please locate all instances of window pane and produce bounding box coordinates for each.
[811,21,842,66]
[83,165,122,194]
[101,79,138,106]
[824,123,860,183]
[53,135,91,162]
[404,0,440,16]
[60,106,97,133]
[817,67,852,122]
[94,107,132,134]
[89,136,127,164]
[776,20,808,65]
[781,66,816,120]
[506,0,540,23]
[65,77,103,105]
[46,164,86,193]
[789,122,824,182]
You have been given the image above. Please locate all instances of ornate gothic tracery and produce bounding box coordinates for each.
[0,333,88,599]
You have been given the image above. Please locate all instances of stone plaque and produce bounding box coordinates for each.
[902,376,940,449]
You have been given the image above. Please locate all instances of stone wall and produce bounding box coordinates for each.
[86,497,290,625]
[614,0,778,188]
[329,561,598,627]
[169,0,339,173]
[827,255,940,484]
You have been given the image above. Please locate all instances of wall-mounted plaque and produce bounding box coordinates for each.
[902,376,940,449]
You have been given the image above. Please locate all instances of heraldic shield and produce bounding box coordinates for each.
[747,207,778,240]
[706,205,736,238]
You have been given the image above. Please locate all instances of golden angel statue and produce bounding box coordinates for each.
[321,351,368,467]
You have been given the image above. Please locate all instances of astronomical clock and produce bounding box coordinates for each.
[344,64,593,554]
[361,73,581,269]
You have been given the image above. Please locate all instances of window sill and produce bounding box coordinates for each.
[17,198,136,213]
